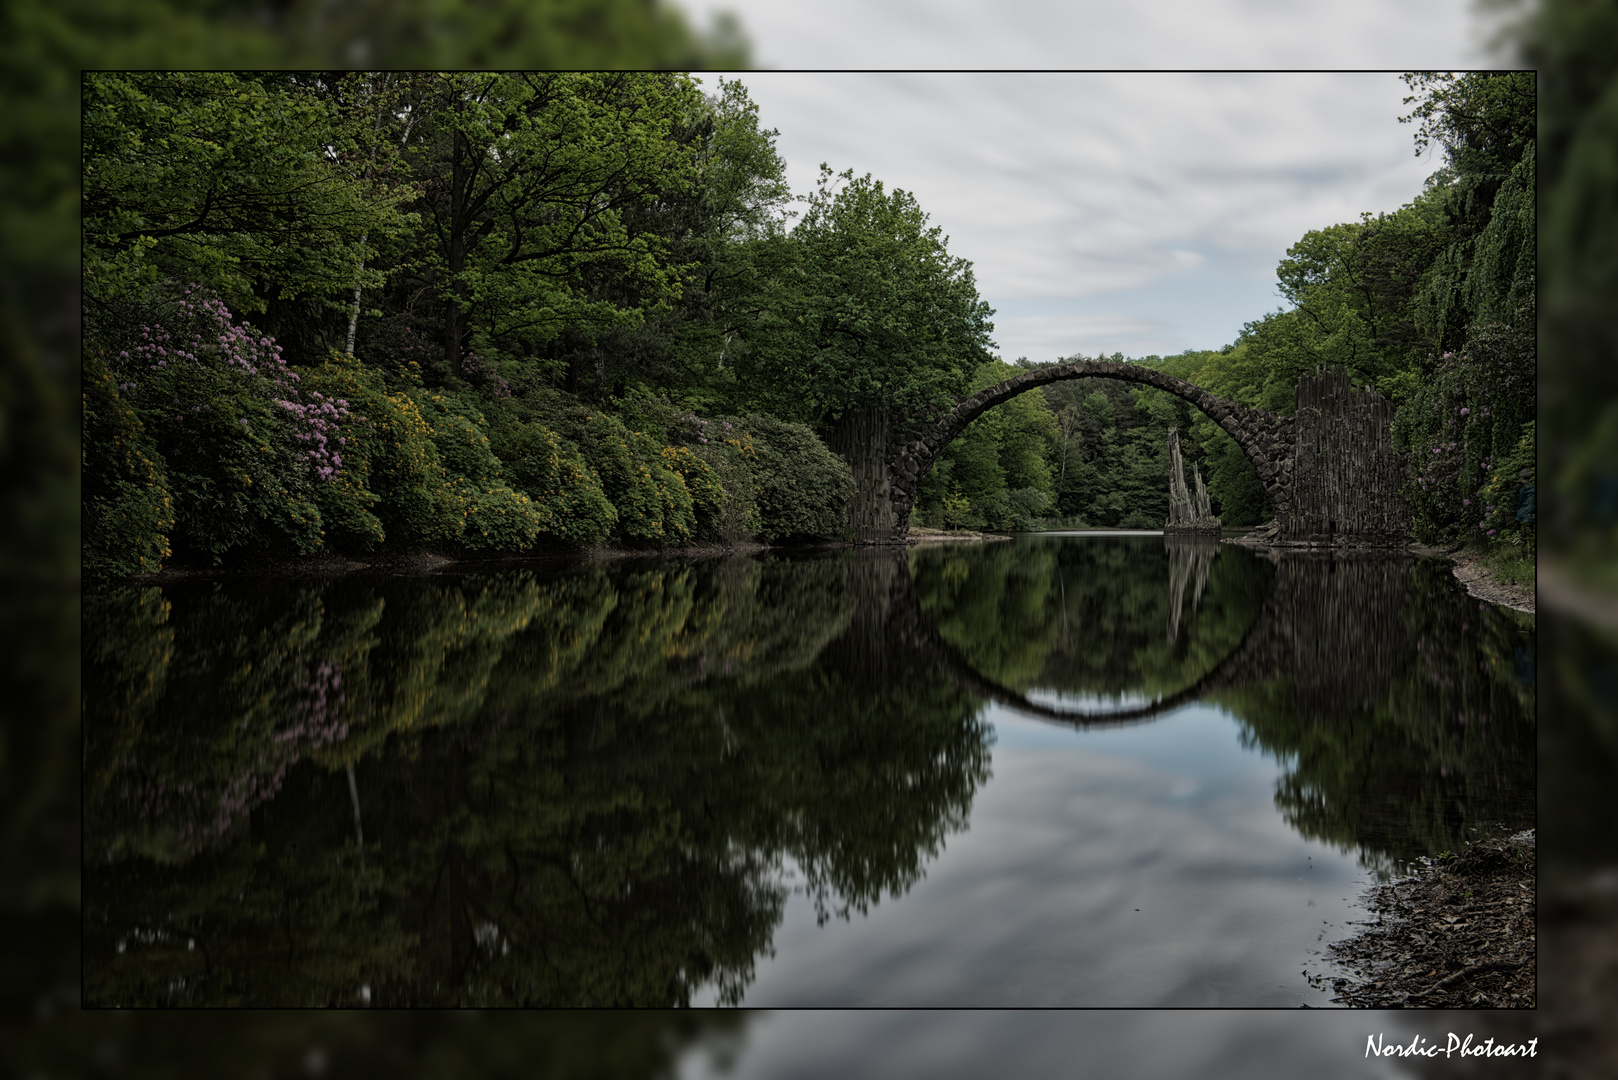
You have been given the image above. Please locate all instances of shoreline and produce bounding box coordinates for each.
[1223,525,1535,616]
[108,529,1019,584]
[116,541,779,584]
[1444,548,1535,615]
[1316,832,1536,1008]
[104,532,1540,612]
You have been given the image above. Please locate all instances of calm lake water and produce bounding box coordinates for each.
[83,534,1535,1007]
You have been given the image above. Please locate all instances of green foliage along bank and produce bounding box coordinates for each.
[81,72,860,578]
[82,284,854,575]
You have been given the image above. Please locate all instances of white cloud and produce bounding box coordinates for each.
[992,312,1185,362]
[715,71,1454,357]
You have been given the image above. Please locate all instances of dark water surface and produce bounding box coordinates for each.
[83,535,1534,1006]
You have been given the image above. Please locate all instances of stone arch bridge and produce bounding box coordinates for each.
[829,362,1407,547]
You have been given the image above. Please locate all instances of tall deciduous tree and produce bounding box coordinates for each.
[741,166,996,539]
[396,73,707,387]
[83,72,414,320]
[539,76,795,409]
[755,165,995,425]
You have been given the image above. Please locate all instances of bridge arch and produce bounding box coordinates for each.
[886,360,1295,542]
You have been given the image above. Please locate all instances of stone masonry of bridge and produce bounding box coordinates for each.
[882,360,1295,543]
[844,361,1406,548]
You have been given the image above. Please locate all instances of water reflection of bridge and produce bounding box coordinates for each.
[851,539,1413,728]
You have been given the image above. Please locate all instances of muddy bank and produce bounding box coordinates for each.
[1315,833,1536,1007]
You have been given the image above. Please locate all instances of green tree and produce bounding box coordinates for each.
[6,0,758,1047]
[82,556,990,1005]
[1399,72,1537,357]
[388,73,708,387]
[1273,196,1450,394]
[83,72,414,321]
[738,166,996,538]
[580,77,795,412]
[743,166,995,427]
[916,360,1057,531]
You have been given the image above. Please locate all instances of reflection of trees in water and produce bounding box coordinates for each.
[1215,555,1534,876]
[911,538,1534,876]
[913,535,1272,702]
[13,1012,750,1080]
[83,555,989,1005]
[82,542,1535,1003]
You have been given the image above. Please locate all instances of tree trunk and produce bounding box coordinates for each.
[345,759,365,872]
[826,405,903,544]
[345,236,367,355]
[344,83,417,357]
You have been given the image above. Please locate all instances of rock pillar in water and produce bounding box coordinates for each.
[1165,427,1222,536]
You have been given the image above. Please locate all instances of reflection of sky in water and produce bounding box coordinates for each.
[1021,688,1156,714]
[682,1010,1418,1080]
[697,702,1372,1007]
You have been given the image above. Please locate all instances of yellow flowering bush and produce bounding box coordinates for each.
[488,422,616,544]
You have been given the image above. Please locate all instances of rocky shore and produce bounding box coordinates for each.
[1447,549,1535,614]
[1315,833,1536,1008]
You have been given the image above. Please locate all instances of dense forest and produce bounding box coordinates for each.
[81,71,1535,578]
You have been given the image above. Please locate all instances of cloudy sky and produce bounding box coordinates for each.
[687,1,1511,364]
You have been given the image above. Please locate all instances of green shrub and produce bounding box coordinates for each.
[453,478,545,552]
[973,490,1015,531]
[662,445,725,539]
[644,430,696,545]
[1477,421,1535,555]
[565,412,695,545]
[418,390,502,483]
[82,350,175,578]
[304,352,456,551]
[939,493,971,529]
[744,414,854,541]
[1007,486,1052,531]
[1119,509,1158,529]
[408,389,548,552]
[488,421,617,544]
[358,385,461,548]
[102,291,324,563]
[303,354,386,552]
[974,486,1055,532]
[658,411,763,543]
[671,438,762,543]
[572,412,660,542]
